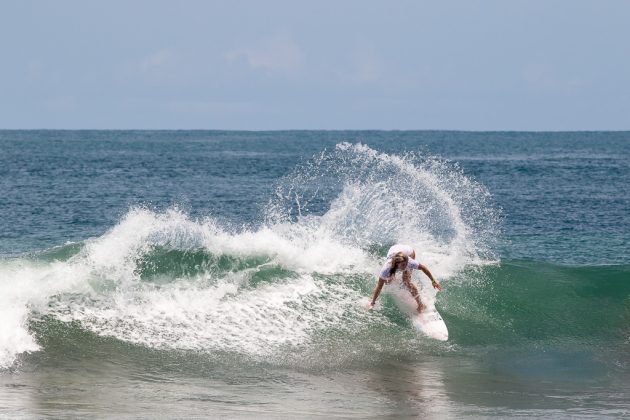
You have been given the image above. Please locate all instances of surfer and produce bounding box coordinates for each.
[369,244,441,313]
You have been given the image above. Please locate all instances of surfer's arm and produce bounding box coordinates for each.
[369,278,386,308]
[418,264,442,291]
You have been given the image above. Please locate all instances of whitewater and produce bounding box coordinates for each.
[1,143,498,369]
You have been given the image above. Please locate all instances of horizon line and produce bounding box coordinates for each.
[1,128,629,133]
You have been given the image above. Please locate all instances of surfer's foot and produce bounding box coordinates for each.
[417,303,426,313]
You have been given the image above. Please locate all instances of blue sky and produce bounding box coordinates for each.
[1,0,629,130]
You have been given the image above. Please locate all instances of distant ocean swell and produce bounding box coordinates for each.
[6,143,625,371]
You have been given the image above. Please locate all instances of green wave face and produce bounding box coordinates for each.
[441,261,630,346]
[54,241,630,350]
[25,245,630,351]
[69,240,630,350]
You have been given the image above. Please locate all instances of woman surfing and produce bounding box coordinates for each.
[369,244,441,313]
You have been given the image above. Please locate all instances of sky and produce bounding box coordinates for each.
[1,0,629,130]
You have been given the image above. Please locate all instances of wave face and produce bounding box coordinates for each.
[442,262,630,347]
[7,143,614,370]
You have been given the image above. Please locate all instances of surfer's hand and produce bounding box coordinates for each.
[417,303,426,313]
[367,302,375,310]
[432,280,442,291]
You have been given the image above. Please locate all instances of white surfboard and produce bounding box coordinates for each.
[388,280,448,341]
[411,306,448,341]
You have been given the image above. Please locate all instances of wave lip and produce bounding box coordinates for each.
[0,288,40,368]
[0,258,91,369]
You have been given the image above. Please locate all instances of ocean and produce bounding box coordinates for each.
[1,130,629,418]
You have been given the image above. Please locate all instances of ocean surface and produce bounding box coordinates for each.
[1,130,629,418]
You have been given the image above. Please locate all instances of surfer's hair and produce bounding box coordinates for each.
[389,252,408,277]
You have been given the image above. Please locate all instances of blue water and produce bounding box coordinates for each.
[1,130,629,418]
[3,130,628,263]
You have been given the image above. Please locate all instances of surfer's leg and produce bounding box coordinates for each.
[402,270,425,312]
